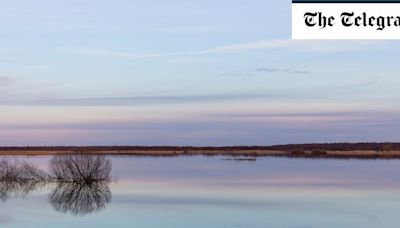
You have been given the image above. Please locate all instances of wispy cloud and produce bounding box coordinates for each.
[60,39,384,60]
[0,92,273,106]
[215,111,377,120]
[222,72,255,76]
[224,67,311,76]
[2,110,400,146]
[153,25,225,33]
[255,68,311,74]
[210,39,383,53]
[0,75,381,106]
[60,47,207,60]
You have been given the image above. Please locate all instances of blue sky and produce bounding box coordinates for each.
[1,0,400,146]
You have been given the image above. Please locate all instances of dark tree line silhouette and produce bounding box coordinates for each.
[1,143,400,153]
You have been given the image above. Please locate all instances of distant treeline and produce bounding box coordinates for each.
[1,143,400,151]
[267,143,400,151]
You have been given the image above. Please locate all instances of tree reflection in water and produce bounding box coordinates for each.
[0,154,114,216]
[0,159,48,202]
[49,181,111,215]
[0,179,46,203]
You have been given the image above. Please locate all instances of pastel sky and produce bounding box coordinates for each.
[1,0,400,146]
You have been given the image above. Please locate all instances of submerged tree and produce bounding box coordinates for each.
[0,154,114,215]
[0,159,47,182]
[0,159,48,202]
[48,154,113,215]
[50,154,112,183]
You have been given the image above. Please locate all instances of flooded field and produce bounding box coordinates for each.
[0,155,400,228]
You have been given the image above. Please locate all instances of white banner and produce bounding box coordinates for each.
[292,3,400,39]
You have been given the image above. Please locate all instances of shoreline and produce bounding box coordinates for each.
[2,149,400,158]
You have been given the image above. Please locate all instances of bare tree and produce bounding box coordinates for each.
[50,154,112,183]
[0,155,114,215]
[0,159,47,181]
[48,154,113,215]
[0,159,47,202]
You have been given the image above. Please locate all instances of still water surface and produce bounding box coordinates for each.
[1,156,400,228]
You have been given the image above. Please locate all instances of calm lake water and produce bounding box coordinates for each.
[1,155,400,228]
